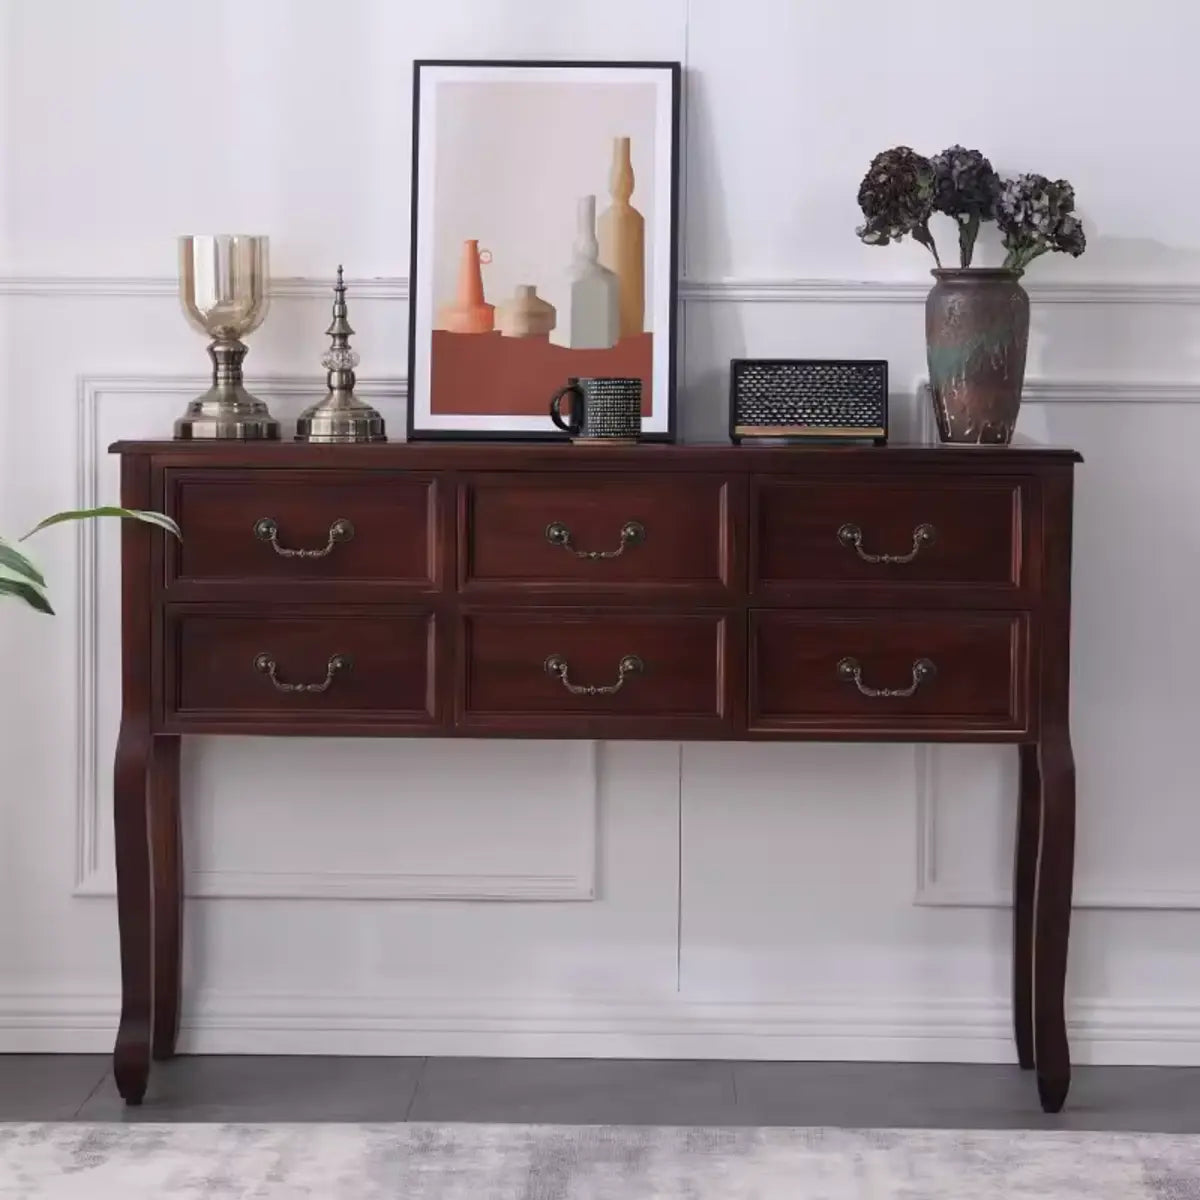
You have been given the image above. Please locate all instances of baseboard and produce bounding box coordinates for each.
[4,990,1200,1066]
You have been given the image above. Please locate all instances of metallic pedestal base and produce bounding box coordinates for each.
[295,394,386,443]
[174,338,280,440]
[175,384,281,440]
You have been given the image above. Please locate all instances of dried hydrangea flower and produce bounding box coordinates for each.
[997,174,1086,270]
[1053,213,1087,258]
[856,146,941,265]
[930,145,1000,267]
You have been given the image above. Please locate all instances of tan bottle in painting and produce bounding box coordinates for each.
[597,137,645,339]
[496,284,557,337]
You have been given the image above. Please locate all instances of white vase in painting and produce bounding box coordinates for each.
[552,195,620,350]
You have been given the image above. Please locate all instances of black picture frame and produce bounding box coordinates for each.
[406,59,681,442]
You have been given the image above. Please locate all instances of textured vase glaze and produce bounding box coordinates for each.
[926,268,1030,444]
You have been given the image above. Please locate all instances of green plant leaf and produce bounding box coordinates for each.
[21,507,181,541]
[0,575,55,614]
[0,538,47,587]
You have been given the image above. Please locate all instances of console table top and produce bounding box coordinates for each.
[110,439,1083,468]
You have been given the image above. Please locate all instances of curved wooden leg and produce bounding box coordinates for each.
[150,735,182,1061]
[1033,728,1076,1113]
[113,718,153,1105]
[1012,743,1039,1070]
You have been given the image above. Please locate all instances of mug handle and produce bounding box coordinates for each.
[549,382,585,435]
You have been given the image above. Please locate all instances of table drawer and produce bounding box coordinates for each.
[461,610,732,730]
[750,610,1027,734]
[461,474,734,594]
[166,611,438,725]
[753,478,1023,590]
[166,470,438,587]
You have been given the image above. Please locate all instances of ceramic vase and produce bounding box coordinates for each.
[437,239,494,333]
[497,284,557,338]
[926,268,1030,444]
[597,137,645,339]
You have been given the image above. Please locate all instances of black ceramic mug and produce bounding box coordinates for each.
[549,377,642,441]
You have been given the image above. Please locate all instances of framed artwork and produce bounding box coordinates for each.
[406,59,681,440]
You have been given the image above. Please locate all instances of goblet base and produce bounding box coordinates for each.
[174,383,281,440]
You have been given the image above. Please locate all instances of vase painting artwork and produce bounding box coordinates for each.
[408,61,680,439]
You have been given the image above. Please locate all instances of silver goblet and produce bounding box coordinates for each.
[175,234,279,439]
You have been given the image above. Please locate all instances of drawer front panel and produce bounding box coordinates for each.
[462,474,734,593]
[167,612,437,724]
[167,470,437,586]
[753,478,1023,590]
[461,611,731,728]
[750,611,1026,733]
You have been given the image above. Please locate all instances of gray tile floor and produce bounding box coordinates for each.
[3,1055,1200,1130]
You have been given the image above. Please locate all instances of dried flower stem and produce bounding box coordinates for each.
[911,223,942,267]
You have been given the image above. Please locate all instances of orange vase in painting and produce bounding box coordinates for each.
[437,239,495,333]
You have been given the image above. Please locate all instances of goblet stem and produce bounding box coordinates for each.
[212,338,248,386]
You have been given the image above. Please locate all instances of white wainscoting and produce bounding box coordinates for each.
[4,297,1200,1061]
[912,380,1200,913]
[914,748,1200,912]
[5,987,1200,1065]
[7,0,1200,1066]
[73,374,598,903]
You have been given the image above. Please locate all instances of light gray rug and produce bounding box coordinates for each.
[1,1123,1198,1198]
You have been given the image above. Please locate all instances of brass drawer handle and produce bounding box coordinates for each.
[254,517,354,558]
[837,656,936,698]
[544,653,644,696]
[254,652,352,694]
[545,520,645,560]
[838,522,936,564]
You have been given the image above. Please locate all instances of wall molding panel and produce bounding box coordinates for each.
[73,374,1200,908]
[912,747,1200,911]
[73,375,598,903]
[0,275,411,300]
[7,274,1200,306]
[911,379,1200,912]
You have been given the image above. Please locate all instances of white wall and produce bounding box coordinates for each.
[4,0,1200,1063]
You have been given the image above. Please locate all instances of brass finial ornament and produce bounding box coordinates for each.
[295,266,387,443]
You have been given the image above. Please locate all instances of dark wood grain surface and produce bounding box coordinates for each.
[460,609,731,734]
[753,477,1023,590]
[166,469,439,590]
[749,610,1026,734]
[167,610,438,725]
[108,439,1081,1114]
[461,473,735,596]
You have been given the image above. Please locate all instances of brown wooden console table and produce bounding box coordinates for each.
[109,440,1081,1111]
